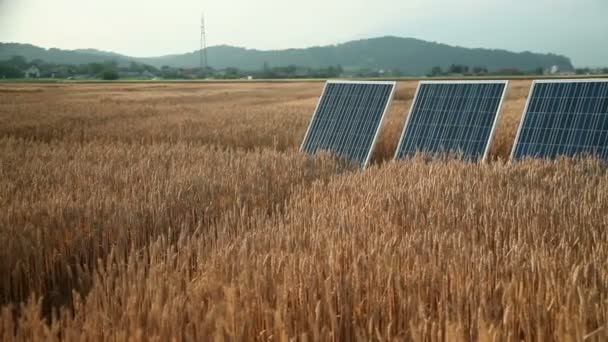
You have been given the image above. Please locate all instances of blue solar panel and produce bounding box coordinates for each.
[511,80,608,161]
[301,80,395,168]
[395,81,508,162]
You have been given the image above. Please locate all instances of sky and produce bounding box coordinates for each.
[0,0,606,67]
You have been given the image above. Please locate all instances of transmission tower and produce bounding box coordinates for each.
[200,13,208,76]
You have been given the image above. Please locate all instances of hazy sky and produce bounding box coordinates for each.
[1,0,606,67]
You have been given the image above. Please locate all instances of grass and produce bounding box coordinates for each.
[0,81,606,341]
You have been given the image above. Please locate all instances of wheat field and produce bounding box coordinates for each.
[0,81,606,341]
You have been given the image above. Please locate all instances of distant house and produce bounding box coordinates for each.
[550,65,560,75]
[545,65,575,76]
[24,65,41,78]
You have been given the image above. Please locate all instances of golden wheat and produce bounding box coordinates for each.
[0,81,606,341]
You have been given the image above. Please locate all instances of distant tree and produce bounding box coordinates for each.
[129,61,144,73]
[31,58,45,66]
[88,63,105,75]
[8,55,28,69]
[449,64,464,74]
[0,62,23,78]
[142,64,158,73]
[224,67,242,79]
[286,65,297,75]
[261,62,273,78]
[603,68,608,74]
[101,69,119,80]
[104,60,119,68]
[325,66,338,78]
[535,67,545,75]
[496,68,522,76]
[74,64,89,75]
[160,67,183,79]
[429,66,443,77]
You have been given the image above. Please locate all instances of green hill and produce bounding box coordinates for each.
[0,36,574,75]
[0,43,134,66]
[141,37,574,74]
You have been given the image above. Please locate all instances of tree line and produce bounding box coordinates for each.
[2,55,607,80]
[0,55,346,80]
[429,64,608,77]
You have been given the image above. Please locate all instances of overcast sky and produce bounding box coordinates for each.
[1,0,606,67]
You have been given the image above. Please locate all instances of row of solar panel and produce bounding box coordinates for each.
[300,79,608,168]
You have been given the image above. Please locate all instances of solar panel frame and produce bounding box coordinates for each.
[510,78,608,161]
[394,80,509,162]
[300,80,397,168]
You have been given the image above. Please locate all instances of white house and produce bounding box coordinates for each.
[24,65,41,78]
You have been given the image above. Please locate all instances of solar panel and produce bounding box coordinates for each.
[394,80,508,162]
[300,80,396,168]
[511,79,608,161]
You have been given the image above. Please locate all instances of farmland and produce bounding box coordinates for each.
[0,81,606,341]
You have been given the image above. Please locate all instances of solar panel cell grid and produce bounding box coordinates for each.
[395,81,507,162]
[511,80,608,160]
[301,81,395,168]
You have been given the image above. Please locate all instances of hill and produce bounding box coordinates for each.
[141,37,574,74]
[0,43,133,66]
[0,36,574,75]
